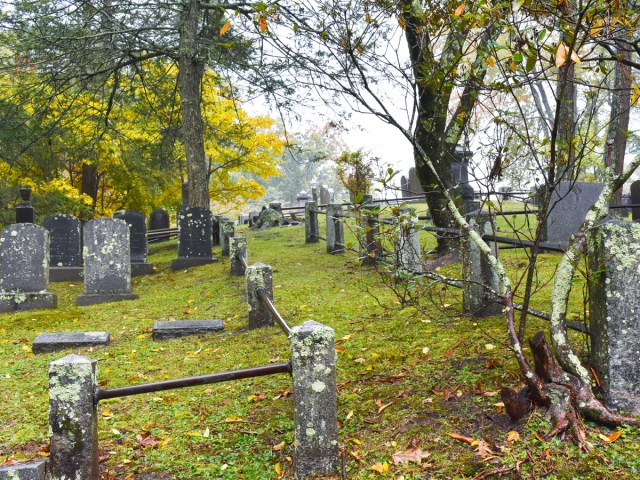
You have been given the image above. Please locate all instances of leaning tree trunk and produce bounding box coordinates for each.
[178,0,210,209]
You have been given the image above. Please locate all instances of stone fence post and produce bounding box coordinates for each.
[230,236,247,276]
[305,201,319,244]
[49,354,99,480]
[360,212,381,266]
[588,222,640,414]
[462,213,501,316]
[325,204,345,254]
[246,263,274,328]
[290,321,339,479]
[220,219,235,257]
[394,206,422,272]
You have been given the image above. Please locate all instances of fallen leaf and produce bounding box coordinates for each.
[453,3,465,16]
[484,343,495,350]
[219,20,231,36]
[506,431,520,443]
[371,461,389,473]
[599,430,622,443]
[376,401,394,414]
[483,391,499,397]
[474,440,495,459]
[203,427,210,438]
[422,347,430,354]
[248,392,266,402]
[224,416,245,423]
[392,447,430,465]
[534,432,547,443]
[273,441,285,451]
[346,410,354,420]
[448,432,476,445]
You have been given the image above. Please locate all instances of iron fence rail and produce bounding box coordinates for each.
[256,288,292,336]
[95,362,292,402]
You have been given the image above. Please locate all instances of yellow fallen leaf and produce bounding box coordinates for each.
[454,2,465,16]
[485,343,495,350]
[371,461,389,473]
[507,431,520,443]
[224,416,245,423]
[203,427,210,438]
[346,410,354,420]
[273,441,285,451]
[219,20,231,36]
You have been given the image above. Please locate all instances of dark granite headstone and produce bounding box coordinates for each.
[15,186,35,224]
[113,210,153,276]
[211,213,220,247]
[0,224,57,312]
[149,208,171,242]
[33,332,110,354]
[42,214,83,282]
[631,180,640,221]
[545,181,604,243]
[171,207,217,270]
[0,459,47,480]
[451,146,471,185]
[76,218,138,306]
[152,320,224,340]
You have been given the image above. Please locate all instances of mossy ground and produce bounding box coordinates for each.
[1,217,639,479]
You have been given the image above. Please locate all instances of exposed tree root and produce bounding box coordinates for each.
[501,331,638,450]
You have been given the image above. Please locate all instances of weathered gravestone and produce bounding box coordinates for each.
[588,222,640,414]
[543,181,604,243]
[631,180,640,221]
[0,459,47,480]
[171,207,217,270]
[400,175,409,198]
[149,208,171,242]
[181,182,189,207]
[250,206,284,230]
[0,224,57,312]
[408,167,424,196]
[42,214,83,282]
[152,320,224,340]
[76,218,138,306]
[320,186,330,205]
[220,218,235,257]
[33,332,110,354]
[210,213,221,246]
[15,186,35,224]
[451,146,471,185]
[113,210,154,276]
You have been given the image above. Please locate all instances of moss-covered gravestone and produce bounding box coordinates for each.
[0,223,57,312]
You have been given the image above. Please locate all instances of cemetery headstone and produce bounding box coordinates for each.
[0,223,57,312]
[152,320,224,340]
[296,191,310,206]
[631,180,640,221]
[33,332,110,354]
[0,460,47,480]
[400,175,409,198]
[149,208,171,242]
[408,167,424,196]
[588,222,640,414]
[544,181,604,243]
[210,213,221,246]
[311,187,318,203]
[451,146,471,185]
[76,218,138,306]
[320,186,330,205]
[113,210,153,276]
[220,219,235,257]
[42,214,83,282]
[171,207,217,270]
[15,185,35,224]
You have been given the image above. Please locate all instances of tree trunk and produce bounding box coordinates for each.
[178,0,210,209]
[81,162,99,210]
[603,47,632,207]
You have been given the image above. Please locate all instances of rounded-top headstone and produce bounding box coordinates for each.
[149,208,170,231]
[113,210,147,263]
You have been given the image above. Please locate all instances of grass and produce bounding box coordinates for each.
[0,222,639,479]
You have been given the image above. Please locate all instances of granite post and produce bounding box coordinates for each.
[290,321,339,479]
[588,222,640,414]
[305,201,319,244]
[230,236,247,276]
[246,263,273,328]
[48,355,99,480]
[325,204,345,254]
[394,206,422,272]
[220,219,235,257]
[361,213,381,266]
[462,213,502,316]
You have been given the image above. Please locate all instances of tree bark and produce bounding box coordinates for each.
[603,46,632,207]
[178,0,210,209]
[81,163,99,210]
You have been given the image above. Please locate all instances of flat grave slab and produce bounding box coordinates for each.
[49,266,83,282]
[0,459,47,480]
[152,320,224,340]
[33,332,110,354]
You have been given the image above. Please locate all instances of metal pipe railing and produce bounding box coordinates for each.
[256,288,292,336]
[96,362,291,402]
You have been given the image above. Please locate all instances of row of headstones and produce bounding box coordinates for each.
[304,200,640,416]
[0,219,140,312]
